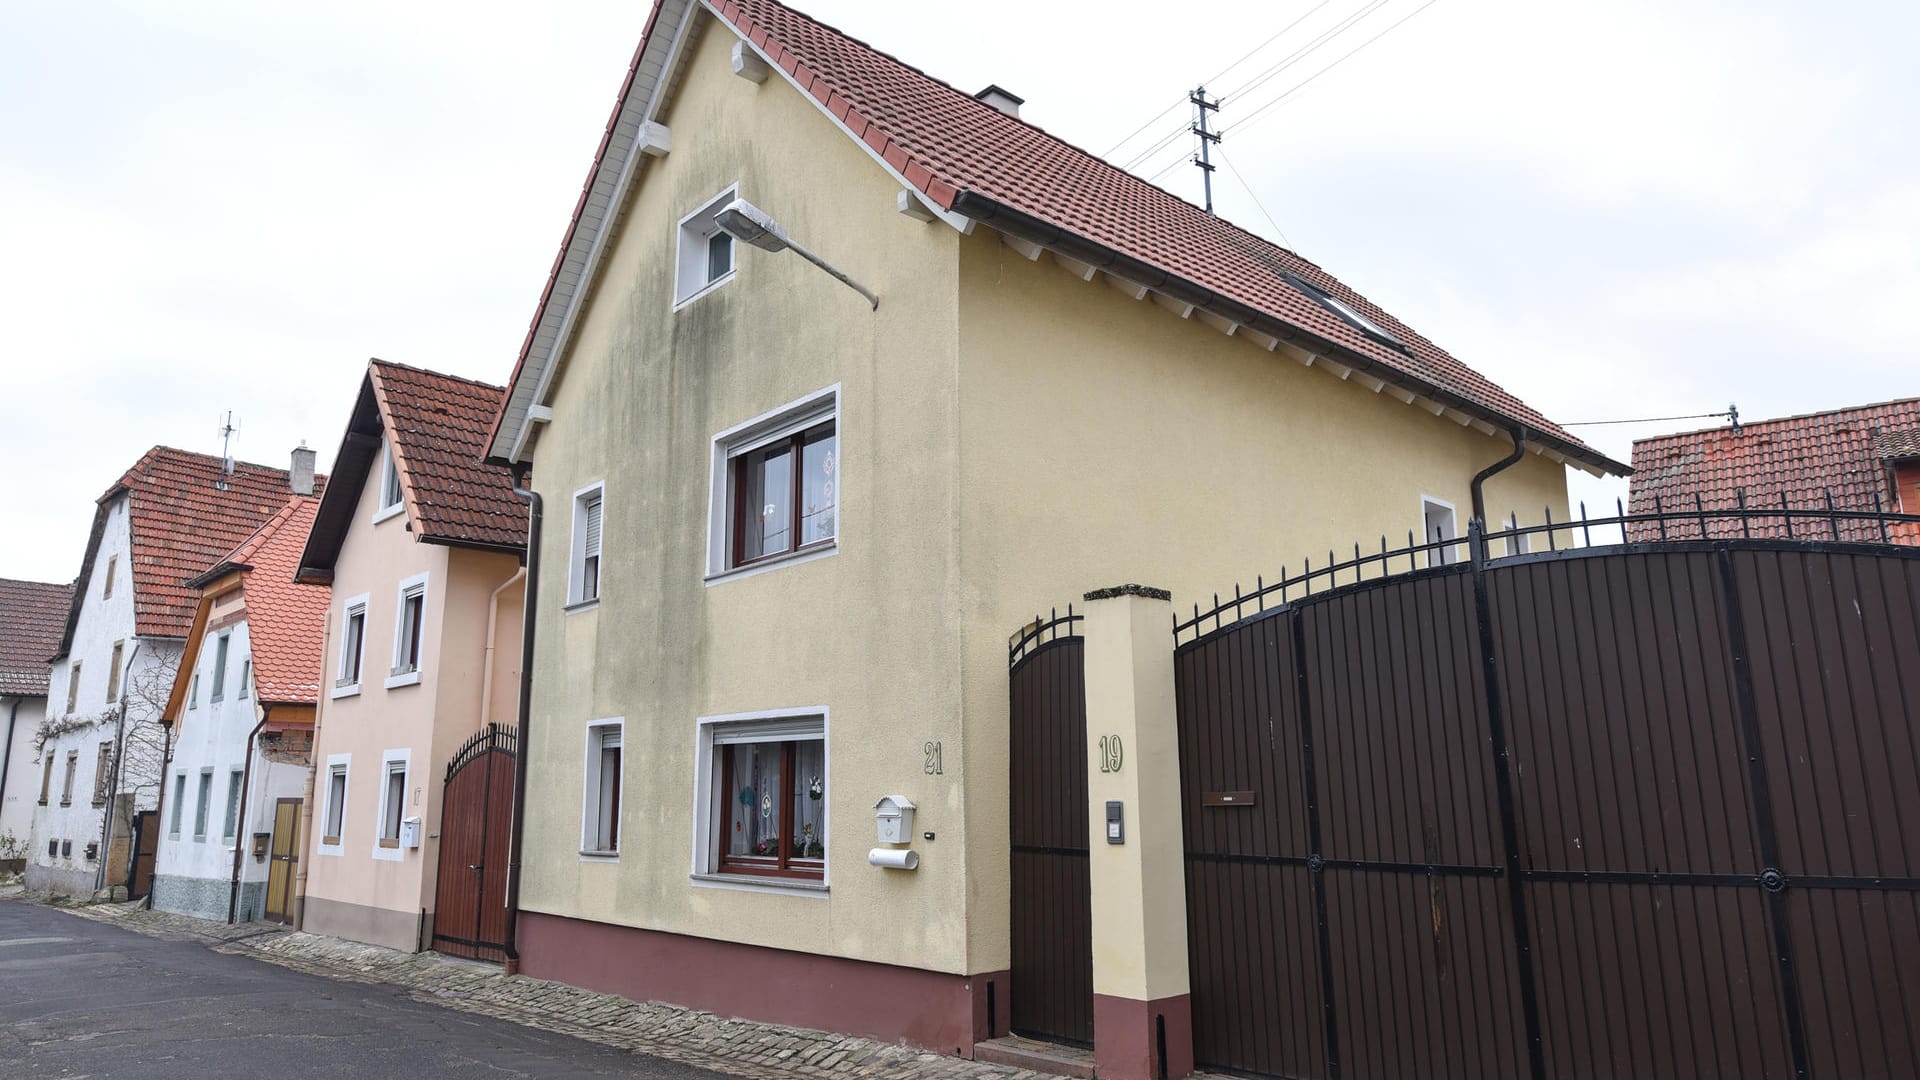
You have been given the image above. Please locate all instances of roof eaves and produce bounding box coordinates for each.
[949,190,1631,478]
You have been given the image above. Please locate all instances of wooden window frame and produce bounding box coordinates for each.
[715,739,826,881]
[39,754,54,805]
[92,741,113,806]
[728,419,836,570]
[65,662,80,714]
[60,750,78,806]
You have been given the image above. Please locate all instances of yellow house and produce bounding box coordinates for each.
[484,0,1625,1062]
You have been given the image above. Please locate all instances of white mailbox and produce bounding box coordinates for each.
[873,795,916,845]
[400,816,423,849]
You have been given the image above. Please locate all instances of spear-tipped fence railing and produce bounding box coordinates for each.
[1009,604,1082,669]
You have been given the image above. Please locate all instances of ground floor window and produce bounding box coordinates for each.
[697,711,827,884]
[582,720,622,855]
[321,757,349,849]
[378,756,407,850]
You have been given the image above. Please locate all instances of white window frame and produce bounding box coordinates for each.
[209,632,230,703]
[705,385,841,584]
[567,482,606,611]
[222,767,243,844]
[1505,513,1532,556]
[333,593,370,698]
[193,767,214,841]
[690,707,830,896]
[372,749,410,861]
[374,439,406,523]
[319,755,350,855]
[386,572,429,688]
[169,772,187,837]
[580,718,624,859]
[1420,495,1460,568]
[673,184,740,309]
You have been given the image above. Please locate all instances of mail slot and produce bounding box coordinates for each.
[1203,790,1257,808]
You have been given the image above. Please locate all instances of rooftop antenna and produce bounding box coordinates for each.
[216,411,239,490]
[1728,402,1741,435]
[1190,85,1220,214]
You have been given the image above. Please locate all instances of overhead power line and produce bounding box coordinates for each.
[1561,409,1737,428]
[1216,145,1293,248]
[1229,0,1444,138]
[1217,0,1391,105]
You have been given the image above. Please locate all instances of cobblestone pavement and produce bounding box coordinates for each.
[14,888,1062,1080]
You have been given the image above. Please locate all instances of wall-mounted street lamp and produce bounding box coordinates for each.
[713,198,879,311]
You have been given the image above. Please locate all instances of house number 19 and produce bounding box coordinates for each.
[1099,735,1124,773]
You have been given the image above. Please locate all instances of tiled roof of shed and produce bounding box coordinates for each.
[1627,397,1920,542]
[1875,427,1920,461]
[219,498,328,705]
[373,361,526,550]
[101,448,326,640]
[0,578,74,696]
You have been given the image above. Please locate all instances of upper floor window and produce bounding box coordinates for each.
[106,641,123,704]
[169,773,186,835]
[335,595,369,695]
[1283,269,1404,350]
[239,658,251,698]
[376,440,404,520]
[65,662,81,714]
[708,387,839,580]
[210,633,230,702]
[102,555,116,599]
[60,751,78,806]
[189,673,199,709]
[388,574,428,687]
[674,186,739,308]
[569,484,604,607]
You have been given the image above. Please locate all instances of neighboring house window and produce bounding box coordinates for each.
[582,720,622,855]
[239,658,251,698]
[61,750,78,806]
[106,641,123,703]
[210,633,230,702]
[674,186,739,306]
[336,595,369,693]
[377,440,404,518]
[708,388,839,578]
[223,769,243,843]
[388,574,427,685]
[1507,515,1532,556]
[1422,497,1458,568]
[696,711,827,883]
[322,761,349,847]
[65,662,80,714]
[570,484,604,606]
[92,742,113,806]
[194,769,213,840]
[169,773,186,836]
[376,754,408,852]
[102,555,116,598]
[39,755,54,805]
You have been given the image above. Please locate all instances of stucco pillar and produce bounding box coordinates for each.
[1081,585,1194,1080]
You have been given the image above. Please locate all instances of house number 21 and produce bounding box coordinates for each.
[1099,735,1124,773]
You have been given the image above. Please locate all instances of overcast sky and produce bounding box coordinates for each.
[3,0,1914,583]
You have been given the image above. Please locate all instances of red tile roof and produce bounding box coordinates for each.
[0,578,75,696]
[1627,397,1920,542]
[373,361,528,550]
[1874,428,1920,461]
[491,0,1621,475]
[64,448,328,646]
[217,498,329,705]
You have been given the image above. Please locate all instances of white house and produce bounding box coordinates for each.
[0,578,74,860]
[30,445,317,899]
[152,494,326,923]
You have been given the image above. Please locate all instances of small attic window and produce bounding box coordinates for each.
[1284,271,1403,349]
[376,440,404,519]
[675,186,739,308]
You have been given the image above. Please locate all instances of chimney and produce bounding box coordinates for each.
[975,84,1023,118]
[290,441,316,496]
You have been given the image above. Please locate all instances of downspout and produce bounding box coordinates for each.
[291,613,335,930]
[1470,427,1530,531]
[0,697,20,826]
[95,641,142,895]
[227,706,270,923]
[502,463,541,973]
[479,568,528,729]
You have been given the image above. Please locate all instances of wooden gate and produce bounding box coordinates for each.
[432,723,516,962]
[264,798,299,924]
[1174,515,1920,1079]
[1008,609,1093,1045]
[124,811,158,900]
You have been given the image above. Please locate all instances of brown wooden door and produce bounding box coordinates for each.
[432,724,517,962]
[264,798,299,924]
[125,811,159,900]
[1008,614,1093,1045]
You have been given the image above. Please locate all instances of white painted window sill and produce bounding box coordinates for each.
[672,270,736,313]
[372,502,406,525]
[579,849,619,861]
[690,872,829,897]
[704,542,838,587]
[563,599,600,615]
[384,670,421,690]
[330,683,361,700]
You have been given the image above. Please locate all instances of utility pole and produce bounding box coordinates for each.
[216,411,238,490]
[1190,85,1221,214]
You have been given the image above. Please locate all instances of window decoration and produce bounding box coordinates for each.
[719,736,826,876]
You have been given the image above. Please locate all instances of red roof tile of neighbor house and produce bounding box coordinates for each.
[202,498,329,706]
[489,0,1622,475]
[57,448,328,650]
[1627,397,1920,542]
[0,578,75,696]
[373,361,526,549]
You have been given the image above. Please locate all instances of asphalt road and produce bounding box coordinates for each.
[0,899,726,1079]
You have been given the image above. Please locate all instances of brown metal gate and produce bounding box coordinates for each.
[1174,514,1920,1079]
[432,723,516,962]
[1008,609,1093,1045]
[125,811,158,900]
